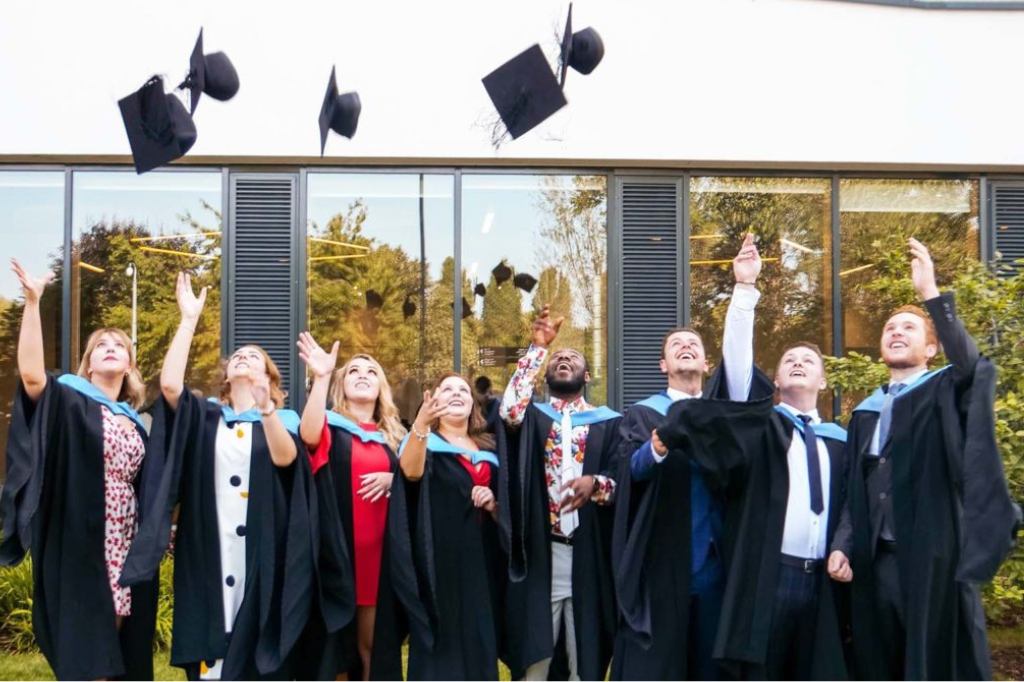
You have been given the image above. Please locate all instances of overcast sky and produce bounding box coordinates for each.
[3,0,1024,164]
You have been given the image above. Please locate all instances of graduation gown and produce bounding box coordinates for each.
[837,355,1018,680]
[500,401,622,680]
[291,414,398,681]
[0,374,158,681]
[657,390,850,680]
[387,432,508,681]
[120,389,315,679]
[610,365,773,680]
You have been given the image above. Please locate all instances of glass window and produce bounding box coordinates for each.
[71,171,223,399]
[306,173,455,425]
[690,177,834,414]
[0,171,65,481]
[461,175,609,406]
[839,179,979,356]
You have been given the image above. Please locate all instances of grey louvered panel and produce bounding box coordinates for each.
[621,181,680,406]
[993,183,1024,273]
[230,175,296,406]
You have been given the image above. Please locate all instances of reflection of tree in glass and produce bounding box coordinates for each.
[690,179,832,386]
[0,200,223,404]
[533,176,609,405]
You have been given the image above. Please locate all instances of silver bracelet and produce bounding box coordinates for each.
[411,423,430,440]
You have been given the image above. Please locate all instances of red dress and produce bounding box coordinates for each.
[350,424,392,606]
[456,456,492,488]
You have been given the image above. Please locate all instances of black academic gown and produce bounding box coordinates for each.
[657,389,849,680]
[836,356,1018,680]
[120,389,314,680]
[387,432,508,681]
[501,402,621,681]
[292,423,399,681]
[610,366,773,680]
[0,375,158,681]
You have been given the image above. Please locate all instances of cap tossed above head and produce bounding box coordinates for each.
[178,28,240,114]
[365,289,384,311]
[119,76,197,175]
[474,283,487,298]
[482,44,567,141]
[403,295,417,320]
[491,261,513,286]
[319,66,362,155]
[558,4,605,88]
[513,272,538,293]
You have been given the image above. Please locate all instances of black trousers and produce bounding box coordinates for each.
[765,560,822,681]
[872,547,906,680]
[688,550,725,681]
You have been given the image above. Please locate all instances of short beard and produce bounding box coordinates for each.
[547,375,586,397]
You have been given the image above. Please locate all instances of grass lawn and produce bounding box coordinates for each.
[0,650,185,681]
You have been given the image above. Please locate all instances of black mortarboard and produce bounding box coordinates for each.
[558,4,605,88]
[513,272,538,293]
[119,76,197,175]
[450,298,473,320]
[482,44,567,140]
[179,28,240,114]
[474,283,487,298]
[319,66,361,155]
[492,261,513,286]
[365,289,384,310]
[403,295,416,319]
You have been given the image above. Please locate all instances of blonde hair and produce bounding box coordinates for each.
[76,327,146,409]
[329,354,407,451]
[218,345,287,409]
[430,371,496,452]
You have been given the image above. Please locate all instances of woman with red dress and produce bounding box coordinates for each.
[296,334,406,680]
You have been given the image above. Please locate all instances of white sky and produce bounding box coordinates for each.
[3,0,1024,164]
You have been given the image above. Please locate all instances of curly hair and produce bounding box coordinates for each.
[429,371,496,452]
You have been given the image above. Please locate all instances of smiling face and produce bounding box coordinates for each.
[226,345,268,382]
[544,348,590,396]
[880,310,937,370]
[436,375,474,421]
[341,356,382,404]
[660,329,709,377]
[85,330,133,378]
[775,343,827,397]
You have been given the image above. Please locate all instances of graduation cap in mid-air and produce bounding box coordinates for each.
[450,298,473,320]
[491,261,513,286]
[178,28,240,114]
[119,76,197,174]
[474,283,487,298]
[513,272,538,293]
[482,44,567,142]
[365,289,384,311]
[403,295,417,320]
[319,66,362,155]
[558,4,605,88]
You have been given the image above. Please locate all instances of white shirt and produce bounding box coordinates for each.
[869,368,929,456]
[203,417,253,680]
[777,403,831,560]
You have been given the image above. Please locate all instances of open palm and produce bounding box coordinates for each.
[10,259,54,305]
[297,332,339,378]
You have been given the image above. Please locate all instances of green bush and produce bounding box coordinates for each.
[0,554,176,654]
[826,256,1024,617]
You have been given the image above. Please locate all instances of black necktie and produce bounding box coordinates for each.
[877,382,906,451]
[798,414,824,515]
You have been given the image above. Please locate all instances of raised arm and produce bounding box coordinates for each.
[400,389,449,481]
[160,272,207,411]
[297,332,339,449]
[721,233,762,401]
[250,373,297,468]
[499,303,563,426]
[910,239,979,381]
[10,259,55,402]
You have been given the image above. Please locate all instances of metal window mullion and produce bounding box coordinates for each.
[832,175,843,418]
[453,169,462,373]
[62,167,73,374]
[680,174,690,327]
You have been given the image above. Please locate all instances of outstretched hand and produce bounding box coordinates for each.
[733,233,762,285]
[412,389,450,435]
[297,332,339,379]
[531,303,565,348]
[175,272,208,323]
[909,238,940,301]
[10,259,54,305]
